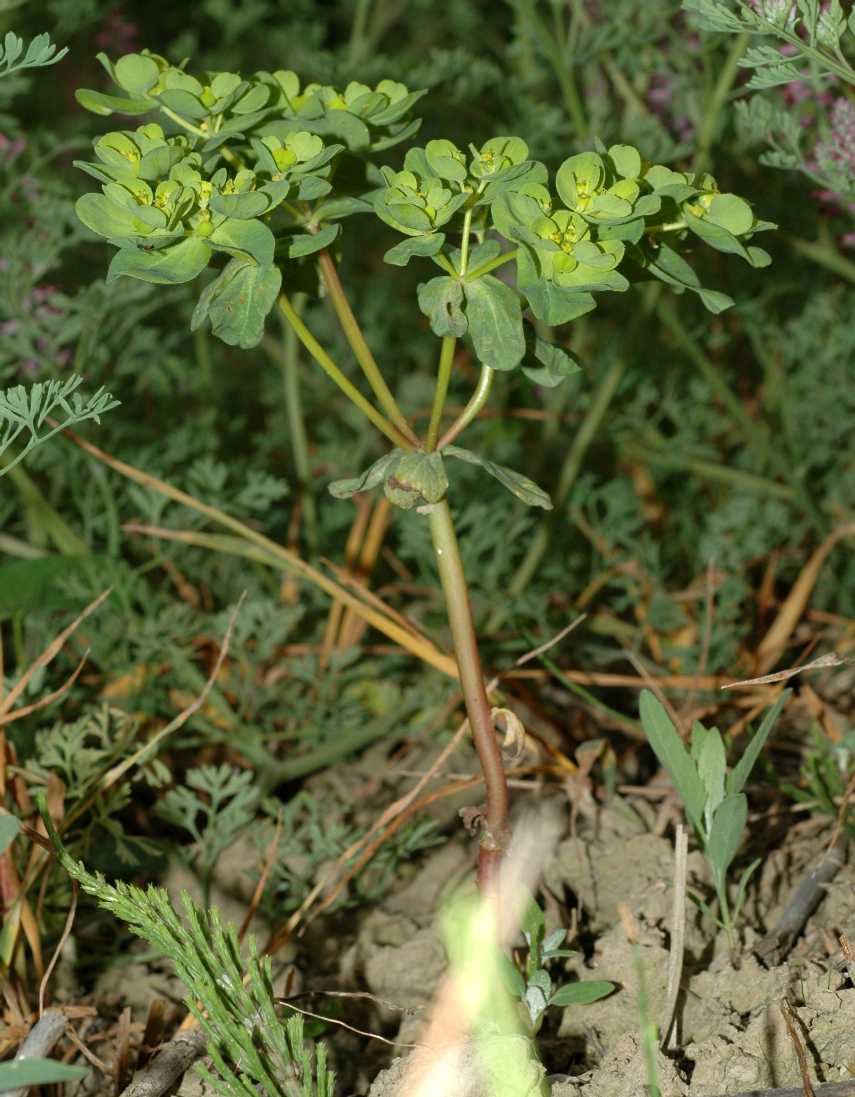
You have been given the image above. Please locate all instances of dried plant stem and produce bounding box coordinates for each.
[427,498,509,889]
[662,824,688,1051]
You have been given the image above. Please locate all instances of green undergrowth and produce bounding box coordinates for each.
[1,1,853,1093]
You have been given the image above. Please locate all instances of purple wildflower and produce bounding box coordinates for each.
[815,98,855,176]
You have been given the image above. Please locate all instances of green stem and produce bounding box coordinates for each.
[693,31,750,174]
[276,294,414,451]
[265,296,319,551]
[159,105,242,168]
[458,207,474,277]
[437,366,494,449]
[426,337,456,451]
[488,355,627,632]
[465,249,519,282]
[317,249,418,444]
[348,0,374,64]
[427,498,508,889]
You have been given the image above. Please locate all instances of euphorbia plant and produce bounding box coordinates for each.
[74,49,773,890]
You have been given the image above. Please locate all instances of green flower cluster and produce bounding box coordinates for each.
[76,51,424,154]
[489,143,772,317]
[375,136,538,240]
[74,52,429,348]
[75,122,338,287]
[254,71,425,151]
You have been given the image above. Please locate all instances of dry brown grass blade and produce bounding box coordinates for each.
[321,495,371,665]
[122,522,457,679]
[60,425,458,678]
[322,556,427,641]
[0,652,88,728]
[338,496,392,649]
[71,592,246,821]
[757,523,855,675]
[723,651,853,689]
[0,587,112,720]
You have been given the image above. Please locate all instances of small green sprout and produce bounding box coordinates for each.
[639,689,790,944]
[500,892,614,1034]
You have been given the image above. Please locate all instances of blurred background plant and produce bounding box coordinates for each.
[0,0,853,1092]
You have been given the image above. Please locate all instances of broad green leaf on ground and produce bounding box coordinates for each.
[549,980,614,1007]
[706,793,748,889]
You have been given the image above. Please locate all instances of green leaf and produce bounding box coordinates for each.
[0,815,21,854]
[497,952,527,998]
[732,857,762,921]
[704,194,754,236]
[463,275,525,371]
[0,1061,87,1088]
[208,218,275,266]
[549,980,614,1008]
[682,209,757,265]
[417,276,467,338]
[287,222,340,259]
[697,727,726,827]
[328,451,402,499]
[191,260,282,349]
[639,241,735,314]
[384,451,447,510]
[383,233,445,267]
[727,690,790,797]
[522,337,582,387]
[114,53,160,95]
[75,192,150,241]
[156,87,209,119]
[638,691,706,834]
[519,887,545,950]
[75,88,152,116]
[443,446,552,509]
[706,793,747,887]
[209,192,270,220]
[106,237,212,285]
[523,281,598,326]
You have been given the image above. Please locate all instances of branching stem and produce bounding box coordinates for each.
[317,249,418,444]
[276,293,414,451]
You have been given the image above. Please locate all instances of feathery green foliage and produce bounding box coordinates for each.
[40,799,335,1097]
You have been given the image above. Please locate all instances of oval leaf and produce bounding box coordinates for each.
[549,980,614,1008]
[106,237,212,285]
[463,275,525,371]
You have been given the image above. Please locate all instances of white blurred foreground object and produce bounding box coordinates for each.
[371,809,561,1097]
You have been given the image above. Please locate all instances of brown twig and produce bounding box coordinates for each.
[116,1028,208,1097]
[755,836,848,966]
[780,998,816,1097]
